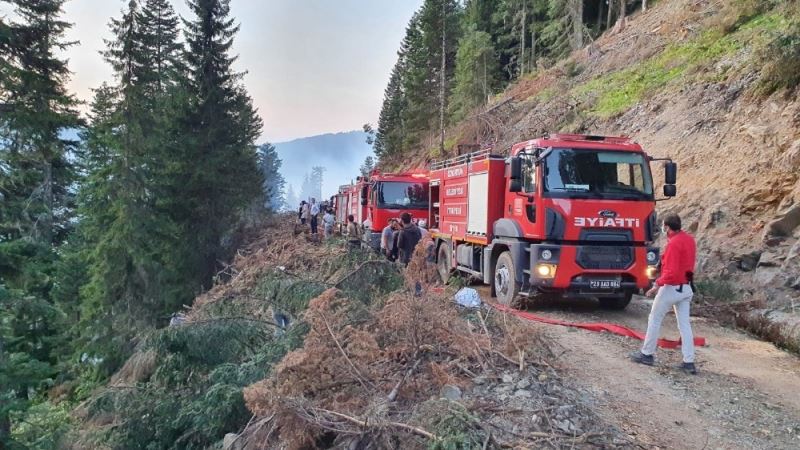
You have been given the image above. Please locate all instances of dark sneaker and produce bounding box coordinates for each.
[629,351,654,366]
[677,362,698,375]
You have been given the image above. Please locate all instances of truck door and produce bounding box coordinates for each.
[508,153,539,232]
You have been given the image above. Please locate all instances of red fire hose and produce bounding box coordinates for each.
[490,303,707,349]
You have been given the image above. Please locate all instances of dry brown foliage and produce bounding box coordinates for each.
[193,214,347,310]
[108,349,158,386]
[240,237,552,449]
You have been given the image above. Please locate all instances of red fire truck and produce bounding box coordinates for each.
[333,185,352,231]
[359,171,430,249]
[429,134,677,309]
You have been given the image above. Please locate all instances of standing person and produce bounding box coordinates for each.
[397,213,422,266]
[418,219,430,241]
[299,201,309,225]
[630,213,698,375]
[380,218,398,260]
[310,198,320,235]
[346,214,361,250]
[322,208,335,239]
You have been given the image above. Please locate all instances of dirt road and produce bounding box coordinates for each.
[478,290,800,449]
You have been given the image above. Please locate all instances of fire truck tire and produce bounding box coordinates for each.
[494,252,522,308]
[437,244,453,284]
[598,292,633,310]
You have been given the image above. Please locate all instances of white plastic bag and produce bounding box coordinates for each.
[454,288,481,308]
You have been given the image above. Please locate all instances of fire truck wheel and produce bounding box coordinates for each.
[437,244,452,284]
[494,252,521,308]
[598,292,633,310]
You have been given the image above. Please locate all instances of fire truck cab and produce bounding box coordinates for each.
[361,171,430,249]
[430,134,677,309]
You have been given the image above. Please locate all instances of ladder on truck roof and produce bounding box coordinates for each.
[430,149,502,171]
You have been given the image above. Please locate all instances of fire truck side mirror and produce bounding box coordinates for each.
[664,162,677,185]
[360,185,369,205]
[663,184,677,197]
[509,157,522,181]
[510,179,523,193]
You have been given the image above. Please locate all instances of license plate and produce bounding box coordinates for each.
[590,279,621,289]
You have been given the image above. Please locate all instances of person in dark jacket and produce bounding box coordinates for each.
[397,213,421,266]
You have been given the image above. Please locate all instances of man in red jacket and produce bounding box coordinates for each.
[631,213,698,374]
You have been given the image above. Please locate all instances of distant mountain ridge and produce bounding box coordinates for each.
[272,130,374,201]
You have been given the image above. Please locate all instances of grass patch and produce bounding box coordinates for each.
[754,10,800,95]
[576,29,742,118]
[530,86,557,102]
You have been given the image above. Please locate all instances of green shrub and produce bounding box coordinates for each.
[695,278,738,302]
[83,273,325,449]
[423,401,485,450]
[11,401,73,450]
[757,17,800,94]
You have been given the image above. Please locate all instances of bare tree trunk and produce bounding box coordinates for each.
[439,0,446,154]
[519,0,526,77]
[531,23,537,72]
[597,0,605,31]
[0,338,10,447]
[570,0,584,50]
[643,0,647,12]
[614,0,627,33]
[607,0,614,30]
[43,159,53,242]
[482,51,487,101]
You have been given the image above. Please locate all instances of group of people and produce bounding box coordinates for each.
[339,211,432,266]
[298,199,336,239]
[378,214,433,266]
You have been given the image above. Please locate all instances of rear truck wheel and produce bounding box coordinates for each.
[494,251,522,308]
[598,291,633,310]
[437,244,452,284]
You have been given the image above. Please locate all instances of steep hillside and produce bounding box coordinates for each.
[391,0,800,347]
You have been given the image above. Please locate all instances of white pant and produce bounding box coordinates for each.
[641,284,695,363]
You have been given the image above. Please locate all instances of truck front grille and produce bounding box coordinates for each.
[575,229,634,270]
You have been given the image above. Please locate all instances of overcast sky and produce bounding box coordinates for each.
[3,0,423,142]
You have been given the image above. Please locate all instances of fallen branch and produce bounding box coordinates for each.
[319,311,374,390]
[492,349,521,367]
[387,356,423,402]
[315,407,439,441]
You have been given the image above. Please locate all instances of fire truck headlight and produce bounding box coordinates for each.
[646,266,658,279]
[646,251,657,263]
[540,249,553,261]
[536,264,557,278]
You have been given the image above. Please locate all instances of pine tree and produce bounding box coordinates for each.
[309,166,325,202]
[172,0,263,285]
[257,143,286,212]
[285,184,299,212]
[0,0,79,443]
[75,0,189,373]
[138,0,182,95]
[373,12,417,159]
[402,0,462,142]
[450,26,500,120]
[360,155,375,177]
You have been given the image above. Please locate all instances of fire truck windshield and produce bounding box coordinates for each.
[542,148,653,200]
[376,181,429,209]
